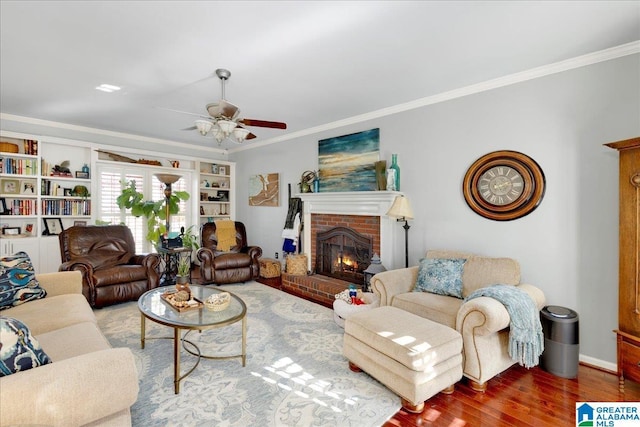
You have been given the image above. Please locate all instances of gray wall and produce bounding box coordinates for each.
[231,54,640,366]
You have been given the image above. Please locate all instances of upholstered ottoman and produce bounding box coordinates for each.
[344,306,463,413]
[259,258,281,279]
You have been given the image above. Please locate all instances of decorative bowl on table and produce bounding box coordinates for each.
[204,292,231,311]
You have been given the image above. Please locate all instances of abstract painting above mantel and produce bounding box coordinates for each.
[248,173,279,206]
[318,128,379,192]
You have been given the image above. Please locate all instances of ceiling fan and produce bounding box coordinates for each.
[178,68,287,144]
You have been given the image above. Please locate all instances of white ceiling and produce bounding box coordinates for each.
[1,1,639,153]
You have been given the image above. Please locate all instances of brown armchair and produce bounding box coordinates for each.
[58,225,161,308]
[197,221,262,285]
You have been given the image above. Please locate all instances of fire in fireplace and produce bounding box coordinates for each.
[315,226,372,283]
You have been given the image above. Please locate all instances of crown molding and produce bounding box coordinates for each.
[230,40,640,153]
[0,113,227,155]
[2,41,638,155]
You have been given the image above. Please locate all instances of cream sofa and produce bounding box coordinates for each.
[0,271,139,427]
[370,250,545,392]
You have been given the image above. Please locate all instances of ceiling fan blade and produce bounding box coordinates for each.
[181,126,198,131]
[207,99,239,119]
[238,118,287,129]
[246,132,257,139]
[156,106,210,120]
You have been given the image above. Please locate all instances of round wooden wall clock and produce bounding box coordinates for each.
[462,150,545,221]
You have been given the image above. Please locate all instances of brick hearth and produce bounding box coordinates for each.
[281,273,352,308]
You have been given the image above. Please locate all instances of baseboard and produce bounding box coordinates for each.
[579,354,617,375]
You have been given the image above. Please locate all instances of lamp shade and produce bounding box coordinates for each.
[217,119,238,136]
[386,195,414,220]
[232,127,250,143]
[213,128,225,143]
[154,173,181,185]
[194,119,213,136]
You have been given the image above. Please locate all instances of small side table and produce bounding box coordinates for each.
[157,247,192,286]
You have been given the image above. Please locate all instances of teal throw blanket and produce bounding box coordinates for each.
[465,284,544,369]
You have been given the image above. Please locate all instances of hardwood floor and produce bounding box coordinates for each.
[383,364,640,427]
[202,273,640,426]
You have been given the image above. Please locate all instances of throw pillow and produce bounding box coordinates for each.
[0,252,47,310]
[414,258,467,299]
[0,316,52,376]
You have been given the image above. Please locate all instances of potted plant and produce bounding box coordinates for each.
[180,225,200,251]
[176,256,191,286]
[116,179,190,249]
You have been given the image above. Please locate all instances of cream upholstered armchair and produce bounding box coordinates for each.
[370,250,545,392]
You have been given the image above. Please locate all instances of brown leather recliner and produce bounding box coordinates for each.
[197,221,262,285]
[58,225,161,308]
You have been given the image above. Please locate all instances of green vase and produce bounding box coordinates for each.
[390,154,400,191]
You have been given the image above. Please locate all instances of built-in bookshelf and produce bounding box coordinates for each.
[0,134,93,271]
[1,131,236,272]
[198,160,234,226]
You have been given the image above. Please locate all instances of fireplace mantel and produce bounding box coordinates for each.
[297,191,405,271]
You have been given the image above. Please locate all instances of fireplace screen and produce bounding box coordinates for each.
[316,226,372,283]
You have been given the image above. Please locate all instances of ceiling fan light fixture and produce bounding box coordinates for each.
[217,119,237,136]
[232,127,250,143]
[194,119,213,136]
[213,127,225,144]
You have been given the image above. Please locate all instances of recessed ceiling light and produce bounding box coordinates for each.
[95,84,121,93]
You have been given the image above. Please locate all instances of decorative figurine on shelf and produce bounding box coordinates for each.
[386,168,397,191]
[81,163,90,174]
[53,161,72,176]
[299,170,317,193]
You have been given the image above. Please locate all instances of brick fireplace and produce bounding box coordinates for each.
[281,191,404,306]
[300,191,403,270]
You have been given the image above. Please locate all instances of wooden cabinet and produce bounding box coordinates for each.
[606,137,640,391]
[0,237,40,269]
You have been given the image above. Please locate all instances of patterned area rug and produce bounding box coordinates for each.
[95,282,400,426]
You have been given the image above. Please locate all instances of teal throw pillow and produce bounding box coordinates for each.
[0,316,52,376]
[0,252,46,310]
[414,258,467,299]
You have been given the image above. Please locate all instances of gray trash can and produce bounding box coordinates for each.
[540,305,579,378]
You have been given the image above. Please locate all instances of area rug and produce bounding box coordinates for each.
[95,282,400,426]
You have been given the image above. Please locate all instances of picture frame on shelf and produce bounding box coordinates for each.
[63,188,72,196]
[73,220,87,226]
[22,222,35,236]
[75,171,90,179]
[218,166,226,175]
[0,198,7,215]
[211,164,219,174]
[43,217,64,235]
[2,226,21,235]
[1,178,20,194]
[20,181,36,195]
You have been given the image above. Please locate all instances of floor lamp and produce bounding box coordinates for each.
[154,173,181,236]
[386,195,414,268]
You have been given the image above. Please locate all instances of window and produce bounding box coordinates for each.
[96,165,192,253]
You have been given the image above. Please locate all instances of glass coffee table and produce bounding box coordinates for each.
[138,285,247,394]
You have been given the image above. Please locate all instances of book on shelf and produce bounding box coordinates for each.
[1,158,38,175]
[23,140,38,155]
